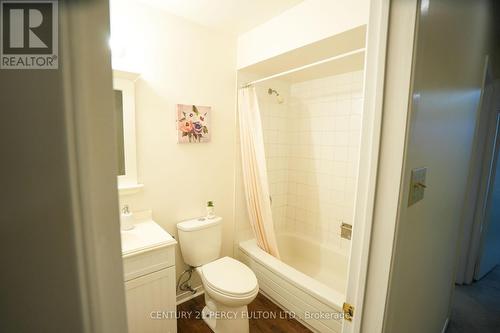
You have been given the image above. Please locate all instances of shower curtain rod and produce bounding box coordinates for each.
[240,47,365,88]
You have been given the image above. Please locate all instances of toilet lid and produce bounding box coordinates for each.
[202,257,258,296]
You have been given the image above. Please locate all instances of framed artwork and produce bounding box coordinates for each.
[176,104,211,143]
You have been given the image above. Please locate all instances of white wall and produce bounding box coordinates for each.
[477,124,500,278]
[1,26,87,333]
[237,0,369,69]
[234,71,364,258]
[258,80,291,234]
[2,1,128,332]
[110,0,237,290]
[285,72,363,253]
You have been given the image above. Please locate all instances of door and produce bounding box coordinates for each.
[476,114,500,279]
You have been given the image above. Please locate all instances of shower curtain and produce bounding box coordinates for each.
[238,86,280,258]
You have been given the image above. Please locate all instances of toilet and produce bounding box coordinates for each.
[177,216,258,333]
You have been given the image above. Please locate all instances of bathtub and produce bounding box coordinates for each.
[238,233,348,333]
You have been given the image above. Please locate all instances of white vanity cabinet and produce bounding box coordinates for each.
[121,217,177,333]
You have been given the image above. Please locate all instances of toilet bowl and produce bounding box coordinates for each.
[197,257,258,333]
[177,217,259,333]
[198,257,258,307]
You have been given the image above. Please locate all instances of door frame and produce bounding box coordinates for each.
[66,0,397,332]
[60,1,128,332]
[474,111,500,279]
[343,0,391,332]
[344,0,421,332]
[455,57,496,284]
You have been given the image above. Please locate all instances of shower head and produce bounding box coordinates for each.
[268,88,285,104]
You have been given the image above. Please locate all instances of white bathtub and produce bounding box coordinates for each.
[238,233,348,333]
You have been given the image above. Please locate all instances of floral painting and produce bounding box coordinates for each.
[177,104,211,143]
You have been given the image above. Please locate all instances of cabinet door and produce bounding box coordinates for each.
[125,267,177,333]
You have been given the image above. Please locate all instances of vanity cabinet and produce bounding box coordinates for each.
[125,266,176,333]
[121,216,177,333]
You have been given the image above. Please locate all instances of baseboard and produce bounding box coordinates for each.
[176,284,204,305]
[441,317,449,333]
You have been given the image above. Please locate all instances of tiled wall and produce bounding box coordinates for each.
[285,71,363,253]
[238,71,363,254]
[257,80,290,232]
[258,71,364,254]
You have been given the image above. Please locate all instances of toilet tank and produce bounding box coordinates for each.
[176,216,222,267]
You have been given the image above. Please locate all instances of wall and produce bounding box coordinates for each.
[454,70,497,284]
[285,72,363,253]
[237,0,369,69]
[1,29,86,333]
[258,81,291,233]
[110,0,237,291]
[381,1,492,332]
[477,117,500,278]
[234,71,363,258]
[1,1,128,332]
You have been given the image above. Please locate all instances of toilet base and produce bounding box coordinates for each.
[201,294,250,333]
[201,306,217,331]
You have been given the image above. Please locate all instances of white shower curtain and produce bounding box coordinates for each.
[238,86,280,258]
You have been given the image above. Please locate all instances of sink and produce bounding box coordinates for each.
[120,210,176,257]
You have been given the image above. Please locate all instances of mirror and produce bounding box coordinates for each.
[113,70,141,193]
[114,89,125,176]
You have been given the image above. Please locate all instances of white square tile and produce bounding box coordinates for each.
[258,72,364,243]
[334,147,349,162]
[334,116,350,131]
[349,114,362,131]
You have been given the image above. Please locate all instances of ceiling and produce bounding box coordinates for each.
[138,0,304,35]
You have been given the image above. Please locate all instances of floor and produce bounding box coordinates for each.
[177,292,311,333]
[447,266,500,333]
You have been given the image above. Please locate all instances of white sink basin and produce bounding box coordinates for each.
[120,211,176,257]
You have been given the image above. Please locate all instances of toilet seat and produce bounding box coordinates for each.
[200,257,258,298]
